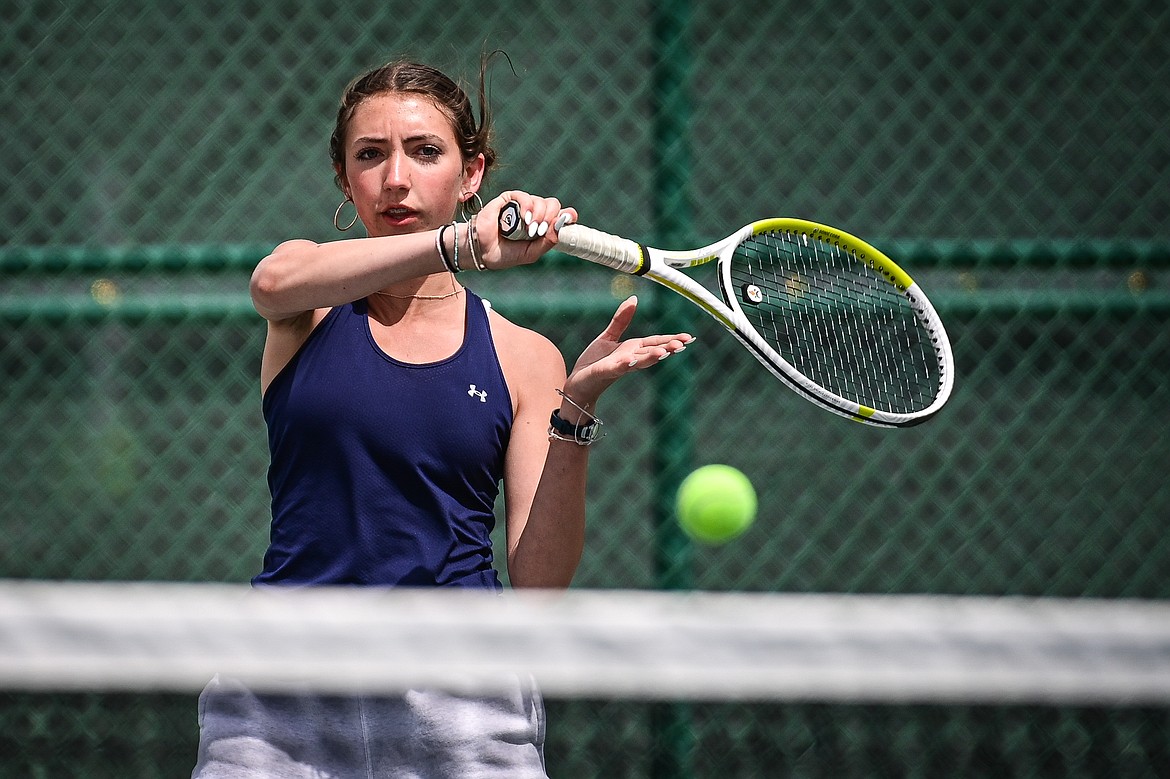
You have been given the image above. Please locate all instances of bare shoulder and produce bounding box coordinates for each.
[486,304,567,393]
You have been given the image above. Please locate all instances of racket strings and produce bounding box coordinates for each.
[731,231,941,414]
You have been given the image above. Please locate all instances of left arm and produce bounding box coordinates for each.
[496,323,582,589]
[498,296,693,588]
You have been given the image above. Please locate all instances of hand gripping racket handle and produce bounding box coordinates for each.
[498,201,644,275]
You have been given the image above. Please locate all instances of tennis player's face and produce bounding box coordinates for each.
[338,93,483,237]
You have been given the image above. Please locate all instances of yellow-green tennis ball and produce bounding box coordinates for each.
[676,465,757,544]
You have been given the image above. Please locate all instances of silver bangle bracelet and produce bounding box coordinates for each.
[450,221,460,272]
[547,389,604,445]
[466,214,486,271]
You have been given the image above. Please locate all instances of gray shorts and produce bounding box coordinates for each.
[192,675,547,779]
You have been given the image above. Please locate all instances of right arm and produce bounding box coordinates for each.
[250,233,445,395]
[249,192,570,322]
[249,233,443,322]
[249,192,572,393]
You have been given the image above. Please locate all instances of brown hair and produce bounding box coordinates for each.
[329,58,498,193]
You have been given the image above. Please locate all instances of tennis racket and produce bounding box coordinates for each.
[500,202,954,428]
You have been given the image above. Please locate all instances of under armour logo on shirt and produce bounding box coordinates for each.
[468,384,487,402]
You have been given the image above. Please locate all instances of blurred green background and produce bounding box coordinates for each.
[2,0,1167,775]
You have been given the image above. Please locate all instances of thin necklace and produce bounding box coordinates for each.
[376,288,461,300]
[375,273,461,301]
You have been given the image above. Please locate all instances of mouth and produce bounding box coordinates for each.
[379,206,420,226]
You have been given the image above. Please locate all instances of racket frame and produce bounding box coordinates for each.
[539,212,954,427]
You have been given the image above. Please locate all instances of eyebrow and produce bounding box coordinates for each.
[351,133,447,146]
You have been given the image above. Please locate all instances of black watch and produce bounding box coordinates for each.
[549,408,603,444]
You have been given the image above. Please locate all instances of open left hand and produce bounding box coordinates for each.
[563,296,694,406]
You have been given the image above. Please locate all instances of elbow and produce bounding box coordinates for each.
[249,259,284,314]
[249,240,314,318]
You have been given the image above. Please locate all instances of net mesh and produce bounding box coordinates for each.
[3,0,1170,775]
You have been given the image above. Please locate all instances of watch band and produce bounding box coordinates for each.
[549,408,603,445]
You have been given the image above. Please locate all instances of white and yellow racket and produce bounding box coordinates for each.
[501,202,954,428]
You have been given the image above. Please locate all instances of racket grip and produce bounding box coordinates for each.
[498,201,643,275]
[556,224,643,275]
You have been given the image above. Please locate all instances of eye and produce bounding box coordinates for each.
[416,144,442,162]
[354,147,382,162]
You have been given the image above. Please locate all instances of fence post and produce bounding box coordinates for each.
[649,0,696,776]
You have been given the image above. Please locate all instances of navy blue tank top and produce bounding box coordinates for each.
[254,290,513,589]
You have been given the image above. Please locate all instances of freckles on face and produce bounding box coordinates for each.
[341,94,467,233]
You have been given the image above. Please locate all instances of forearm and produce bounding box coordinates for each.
[501,293,693,588]
[507,438,590,589]
[250,232,444,319]
[506,384,604,588]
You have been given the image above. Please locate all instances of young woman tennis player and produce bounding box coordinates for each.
[192,59,693,778]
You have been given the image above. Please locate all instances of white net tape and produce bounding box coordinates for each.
[2,581,1168,704]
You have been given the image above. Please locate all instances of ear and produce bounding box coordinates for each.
[334,163,351,200]
[461,154,486,200]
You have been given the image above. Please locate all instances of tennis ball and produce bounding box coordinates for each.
[675,464,757,544]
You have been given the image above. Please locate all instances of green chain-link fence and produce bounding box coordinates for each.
[3,0,1168,775]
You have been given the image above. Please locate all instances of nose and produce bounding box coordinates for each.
[384,150,409,191]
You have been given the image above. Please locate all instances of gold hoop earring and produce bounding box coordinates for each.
[458,192,485,221]
[334,199,358,231]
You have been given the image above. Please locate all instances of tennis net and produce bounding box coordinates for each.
[3,580,1168,705]
[3,581,1170,777]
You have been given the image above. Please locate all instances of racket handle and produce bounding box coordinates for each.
[498,201,643,275]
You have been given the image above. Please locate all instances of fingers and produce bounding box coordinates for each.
[494,191,576,241]
[479,191,576,269]
[599,295,639,342]
[563,299,695,403]
[599,296,694,369]
[624,334,695,368]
